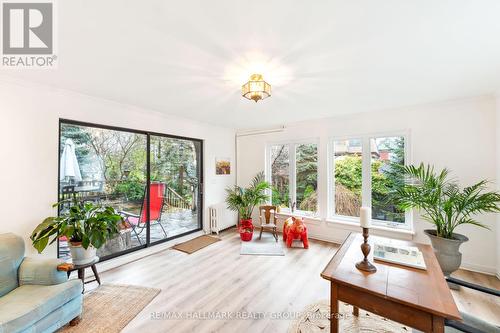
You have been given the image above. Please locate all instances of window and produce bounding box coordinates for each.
[58,120,203,261]
[371,136,406,223]
[268,141,318,216]
[270,145,290,208]
[332,139,362,217]
[330,134,409,228]
[296,143,318,212]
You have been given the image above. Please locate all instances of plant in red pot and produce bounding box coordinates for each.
[239,220,254,241]
[225,172,270,242]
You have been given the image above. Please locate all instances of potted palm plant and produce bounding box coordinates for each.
[395,163,500,278]
[225,172,270,241]
[31,200,123,264]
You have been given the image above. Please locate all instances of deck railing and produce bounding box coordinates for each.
[164,186,192,210]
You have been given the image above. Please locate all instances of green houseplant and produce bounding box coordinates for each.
[225,172,270,241]
[395,163,500,277]
[31,200,123,264]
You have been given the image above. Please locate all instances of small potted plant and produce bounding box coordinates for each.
[225,172,270,241]
[31,200,123,265]
[395,163,500,279]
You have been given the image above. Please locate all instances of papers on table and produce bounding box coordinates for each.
[373,241,427,270]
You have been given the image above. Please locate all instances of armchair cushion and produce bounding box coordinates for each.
[0,233,25,297]
[0,279,82,333]
[18,257,68,286]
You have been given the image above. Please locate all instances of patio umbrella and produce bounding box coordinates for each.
[60,138,82,182]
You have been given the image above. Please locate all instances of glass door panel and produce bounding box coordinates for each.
[58,123,147,261]
[149,135,202,243]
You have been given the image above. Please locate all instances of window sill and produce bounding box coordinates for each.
[324,218,415,236]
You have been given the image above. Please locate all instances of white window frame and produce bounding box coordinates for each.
[266,139,320,217]
[328,131,412,230]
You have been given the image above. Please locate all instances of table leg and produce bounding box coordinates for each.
[432,316,444,333]
[352,306,359,317]
[330,283,339,333]
[78,268,85,293]
[91,264,101,285]
[77,268,85,280]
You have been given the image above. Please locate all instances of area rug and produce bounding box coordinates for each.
[172,235,220,254]
[288,300,412,333]
[240,233,285,256]
[61,284,160,333]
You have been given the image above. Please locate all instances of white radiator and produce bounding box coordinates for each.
[209,205,220,235]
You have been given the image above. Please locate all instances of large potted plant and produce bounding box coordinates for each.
[31,200,123,265]
[395,163,500,278]
[225,172,270,241]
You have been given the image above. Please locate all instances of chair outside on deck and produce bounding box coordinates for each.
[120,182,168,245]
[258,205,278,241]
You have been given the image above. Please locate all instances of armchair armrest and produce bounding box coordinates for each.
[446,312,500,333]
[444,319,478,333]
[444,277,500,333]
[446,276,500,297]
[19,257,68,286]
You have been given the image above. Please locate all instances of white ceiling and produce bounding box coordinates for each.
[2,0,500,129]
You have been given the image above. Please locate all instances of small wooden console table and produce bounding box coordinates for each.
[321,233,461,333]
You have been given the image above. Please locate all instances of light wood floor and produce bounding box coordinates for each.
[94,229,500,333]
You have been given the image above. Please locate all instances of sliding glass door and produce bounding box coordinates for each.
[58,120,203,261]
[149,135,202,243]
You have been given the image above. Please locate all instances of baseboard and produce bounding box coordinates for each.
[459,261,498,276]
[93,230,205,275]
[252,227,344,245]
[207,224,237,235]
[306,232,344,245]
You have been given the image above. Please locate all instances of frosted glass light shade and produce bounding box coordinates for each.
[242,74,271,102]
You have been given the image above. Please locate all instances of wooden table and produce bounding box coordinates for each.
[321,233,461,333]
[67,257,101,292]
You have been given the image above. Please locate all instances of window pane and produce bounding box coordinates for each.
[58,124,146,261]
[150,136,202,241]
[270,145,290,209]
[333,139,362,217]
[296,143,318,213]
[371,136,405,223]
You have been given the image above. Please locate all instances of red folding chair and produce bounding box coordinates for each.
[120,182,167,245]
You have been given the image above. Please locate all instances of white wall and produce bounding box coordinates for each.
[0,79,237,257]
[238,96,499,274]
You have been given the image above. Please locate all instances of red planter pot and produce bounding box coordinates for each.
[239,218,254,242]
[239,230,253,242]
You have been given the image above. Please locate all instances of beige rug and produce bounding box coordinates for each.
[172,235,220,254]
[61,284,160,333]
[240,233,285,256]
[289,300,412,333]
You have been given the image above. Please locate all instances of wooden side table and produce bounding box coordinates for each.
[321,233,461,333]
[67,257,101,292]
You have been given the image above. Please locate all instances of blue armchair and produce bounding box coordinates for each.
[0,233,83,333]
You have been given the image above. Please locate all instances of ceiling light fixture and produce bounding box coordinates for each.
[241,74,271,102]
